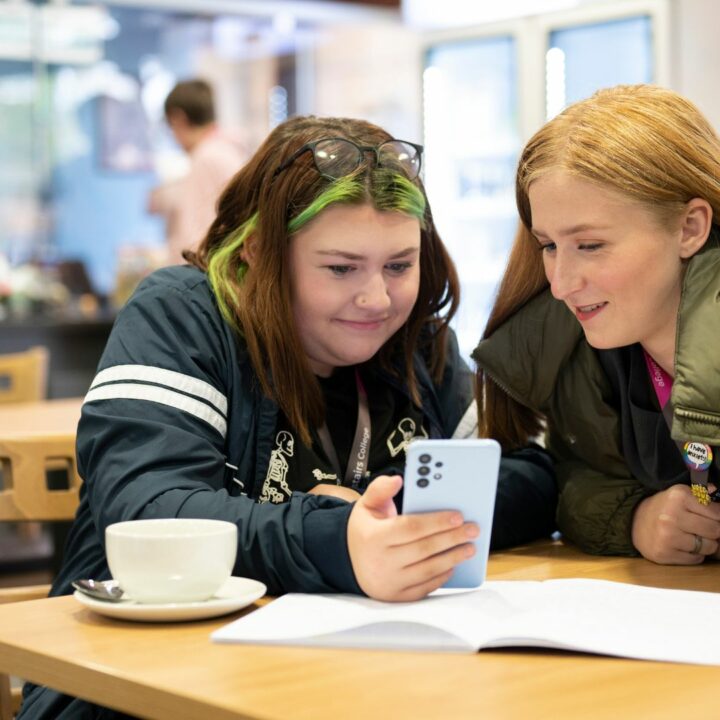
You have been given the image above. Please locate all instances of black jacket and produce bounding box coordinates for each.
[473,248,720,555]
[50,266,555,600]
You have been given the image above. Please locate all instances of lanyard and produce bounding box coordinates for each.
[316,369,371,490]
[643,349,715,505]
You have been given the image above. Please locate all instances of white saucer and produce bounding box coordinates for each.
[73,576,267,623]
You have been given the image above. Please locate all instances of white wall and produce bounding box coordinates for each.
[312,22,422,141]
[671,0,720,130]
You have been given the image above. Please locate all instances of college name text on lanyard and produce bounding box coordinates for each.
[316,369,371,490]
[643,350,716,505]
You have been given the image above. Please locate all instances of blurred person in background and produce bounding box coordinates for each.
[149,79,247,264]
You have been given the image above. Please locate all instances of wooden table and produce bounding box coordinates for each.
[0,540,718,720]
[0,398,84,524]
[0,397,84,573]
[0,398,83,440]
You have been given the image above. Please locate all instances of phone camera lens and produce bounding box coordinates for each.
[419,454,431,463]
[435,462,443,467]
[418,466,430,476]
[416,478,429,488]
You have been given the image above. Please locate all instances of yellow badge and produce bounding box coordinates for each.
[691,483,711,506]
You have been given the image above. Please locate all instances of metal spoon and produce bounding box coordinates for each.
[72,579,126,603]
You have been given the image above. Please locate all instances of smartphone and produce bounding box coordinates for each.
[402,438,501,589]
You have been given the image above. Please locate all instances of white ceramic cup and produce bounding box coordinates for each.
[105,518,238,604]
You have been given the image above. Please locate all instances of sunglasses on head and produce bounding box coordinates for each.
[272,137,423,181]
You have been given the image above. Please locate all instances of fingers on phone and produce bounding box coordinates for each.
[393,522,477,565]
[400,540,475,589]
[393,569,455,602]
[392,511,468,545]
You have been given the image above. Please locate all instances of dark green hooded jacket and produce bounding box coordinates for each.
[473,247,720,555]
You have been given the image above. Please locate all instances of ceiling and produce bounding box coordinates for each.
[320,0,400,6]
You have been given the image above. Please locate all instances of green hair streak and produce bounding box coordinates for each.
[289,172,426,235]
[207,172,426,326]
[207,212,257,322]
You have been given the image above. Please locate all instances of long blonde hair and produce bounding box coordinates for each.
[479,84,720,448]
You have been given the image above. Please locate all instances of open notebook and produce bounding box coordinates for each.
[212,578,720,665]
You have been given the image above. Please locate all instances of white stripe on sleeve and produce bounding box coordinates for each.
[90,364,227,415]
[84,382,227,437]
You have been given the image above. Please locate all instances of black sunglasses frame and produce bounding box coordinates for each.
[272,137,424,180]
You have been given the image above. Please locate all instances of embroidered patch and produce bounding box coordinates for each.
[386,417,428,458]
[312,468,339,484]
[259,431,295,504]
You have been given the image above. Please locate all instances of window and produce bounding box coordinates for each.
[547,15,653,118]
[423,1,667,359]
[423,36,519,359]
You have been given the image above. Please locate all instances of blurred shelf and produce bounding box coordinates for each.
[0,312,115,398]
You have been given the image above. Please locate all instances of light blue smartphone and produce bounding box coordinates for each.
[402,438,501,589]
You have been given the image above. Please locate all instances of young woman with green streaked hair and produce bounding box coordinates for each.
[22,113,558,720]
[190,115,453,452]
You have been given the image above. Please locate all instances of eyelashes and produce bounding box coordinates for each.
[324,262,414,277]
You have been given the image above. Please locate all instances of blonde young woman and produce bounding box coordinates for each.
[473,84,720,565]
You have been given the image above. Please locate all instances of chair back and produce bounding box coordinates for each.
[0,347,49,405]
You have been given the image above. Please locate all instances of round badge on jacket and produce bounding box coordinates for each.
[683,441,713,471]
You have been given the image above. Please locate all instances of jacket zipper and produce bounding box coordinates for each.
[479,365,531,409]
[675,407,720,427]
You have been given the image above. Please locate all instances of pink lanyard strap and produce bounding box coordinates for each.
[642,350,673,408]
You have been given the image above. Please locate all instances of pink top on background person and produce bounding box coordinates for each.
[165,129,247,264]
[150,79,248,265]
[149,129,247,265]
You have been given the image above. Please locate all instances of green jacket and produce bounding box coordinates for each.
[472,248,720,556]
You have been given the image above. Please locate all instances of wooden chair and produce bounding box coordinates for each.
[0,345,54,562]
[0,347,49,405]
[0,344,54,552]
[0,435,81,719]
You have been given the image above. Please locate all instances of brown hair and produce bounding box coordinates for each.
[478,84,720,448]
[165,79,215,126]
[187,115,459,444]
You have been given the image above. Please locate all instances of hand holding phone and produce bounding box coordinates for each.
[402,438,500,588]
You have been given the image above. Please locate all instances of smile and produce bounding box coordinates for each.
[575,302,608,321]
[336,318,388,331]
